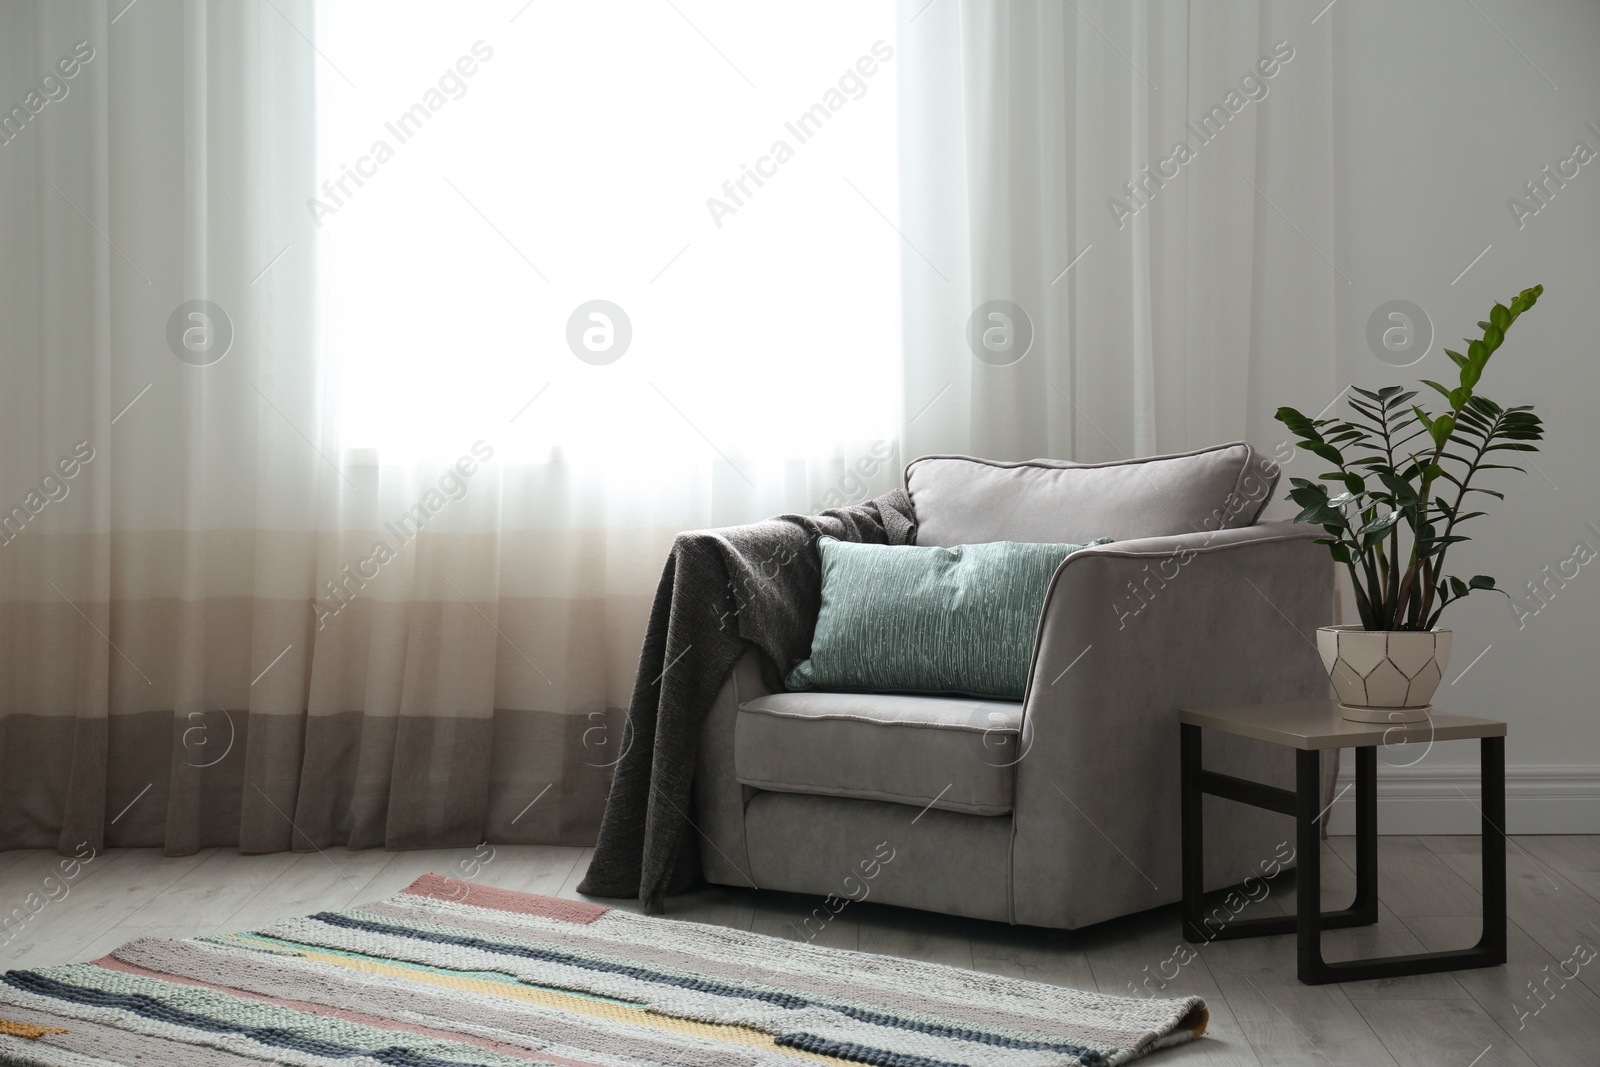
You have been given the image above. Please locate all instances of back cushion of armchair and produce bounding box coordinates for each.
[906,442,1278,547]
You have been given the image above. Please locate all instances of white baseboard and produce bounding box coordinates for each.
[1326,764,1600,835]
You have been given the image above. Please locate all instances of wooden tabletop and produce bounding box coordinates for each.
[1180,700,1506,750]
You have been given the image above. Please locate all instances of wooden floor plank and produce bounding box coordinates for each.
[966,920,1099,992]
[459,843,584,899]
[1327,834,1483,917]
[0,849,187,968]
[349,847,481,905]
[1352,997,1536,1067]
[750,888,862,950]
[552,847,596,902]
[1425,836,1600,1002]
[119,848,299,928]
[853,899,974,970]
[660,884,756,932]
[1401,914,1600,1066]
[1206,963,1402,1067]
[1514,835,1600,906]
[216,848,404,932]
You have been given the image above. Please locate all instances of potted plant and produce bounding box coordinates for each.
[1275,286,1545,722]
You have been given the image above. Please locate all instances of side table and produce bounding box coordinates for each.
[1179,700,1506,984]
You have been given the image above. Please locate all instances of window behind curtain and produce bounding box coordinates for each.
[314,1,900,469]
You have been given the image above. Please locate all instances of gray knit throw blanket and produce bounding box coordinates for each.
[578,491,918,912]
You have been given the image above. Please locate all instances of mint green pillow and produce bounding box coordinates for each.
[786,536,1111,699]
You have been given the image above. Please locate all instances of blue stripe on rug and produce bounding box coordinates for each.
[775,1031,988,1067]
[1,970,498,1067]
[309,910,1103,1059]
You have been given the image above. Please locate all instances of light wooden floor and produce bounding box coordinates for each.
[3,835,1598,1066]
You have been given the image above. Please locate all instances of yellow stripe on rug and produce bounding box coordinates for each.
[0,1019,69,1040]
[228,935,856,1065]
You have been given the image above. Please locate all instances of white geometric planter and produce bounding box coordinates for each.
[1315,625,1452,723]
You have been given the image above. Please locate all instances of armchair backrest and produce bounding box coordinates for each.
[905,442,1279,546]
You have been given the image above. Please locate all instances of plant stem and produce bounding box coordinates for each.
[1347,560,1376,629]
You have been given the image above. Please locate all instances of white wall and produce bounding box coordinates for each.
[1323,0,1600,833]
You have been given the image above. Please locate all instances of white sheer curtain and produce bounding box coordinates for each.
[0,0,326,853]
[316,2,901,478]
[305,0,905,844]
[0,0,903,855]
[898,0,1339,473]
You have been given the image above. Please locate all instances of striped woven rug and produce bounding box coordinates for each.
[0,874,1208,1066]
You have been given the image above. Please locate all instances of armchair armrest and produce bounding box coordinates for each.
[1010,521,1333,929]
[693,646,772,888]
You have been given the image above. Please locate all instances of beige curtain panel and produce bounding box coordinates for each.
[0,0,903,858]
[0,1,639,856]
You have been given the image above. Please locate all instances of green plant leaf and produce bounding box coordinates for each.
[1383,390,1418,409]
[1377,471,1418,504]
[1420,380,1454,403]
[1429,413,1456,449]
[1358,512,1401,537]
[1419,535,1470,557]
[1304,442,1344,465]
[1274,407,1318,437]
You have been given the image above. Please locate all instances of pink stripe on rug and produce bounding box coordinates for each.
[91,955,604,1067]
[401,873,610,924]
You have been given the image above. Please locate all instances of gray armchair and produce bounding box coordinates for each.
[694,443,1333,930]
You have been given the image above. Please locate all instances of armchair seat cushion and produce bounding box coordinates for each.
[734,691,1022,816]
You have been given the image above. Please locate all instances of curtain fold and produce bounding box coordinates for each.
[899,0,1338,467]
[1,0,328,854]
[1,0,906,855]
[898,0,1342,814]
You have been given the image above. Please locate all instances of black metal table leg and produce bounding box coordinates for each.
[1351,746,1379,924]
[1183,738,1379,944]
[1295,748,1323,979]
[1180,723,1206,942]
[1296,737,1508,984]
[1479,736,1508,964]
